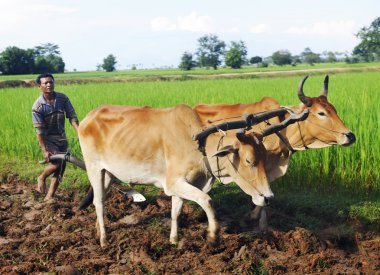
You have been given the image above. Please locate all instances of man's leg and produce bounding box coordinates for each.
[36,163,60,194]
[45,160,66,201]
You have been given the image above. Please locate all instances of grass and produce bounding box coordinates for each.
[0,69,379,233]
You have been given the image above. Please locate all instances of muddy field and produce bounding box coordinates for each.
[0,179,379,274]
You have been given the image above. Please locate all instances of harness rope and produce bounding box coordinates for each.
[207,115,242,124]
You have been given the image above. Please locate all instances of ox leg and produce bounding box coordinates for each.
[259,208,268,231]
[170,195,184,245]
[88,168,108,247]
[201,177,216,194]
[250,205,262,220]
[104,171,113,199]
[170,180,219,246]
[249,206,268,231]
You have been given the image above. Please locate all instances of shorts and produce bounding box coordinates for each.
[44,134,68,155]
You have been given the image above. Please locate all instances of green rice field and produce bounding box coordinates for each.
[0,71,379,195]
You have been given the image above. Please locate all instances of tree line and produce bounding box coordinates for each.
[179,17,380,70]
[0,17,379,74]
[0,43,65,75]
[0,42,118,75]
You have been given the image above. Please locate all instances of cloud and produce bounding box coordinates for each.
[223,27,240,33]
[177,12,213,32]
[285,20,356,37]
[151,17,176,31]
[151,12,213,32]
[0,0,78,33]
[250,24,270,33]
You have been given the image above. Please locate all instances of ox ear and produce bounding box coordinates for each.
[212,146,237,158]
[236,130,250,144]
[249,132,263,145]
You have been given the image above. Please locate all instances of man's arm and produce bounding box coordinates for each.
[71,120,79,134]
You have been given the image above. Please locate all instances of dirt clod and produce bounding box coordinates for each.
[0,180,379,274]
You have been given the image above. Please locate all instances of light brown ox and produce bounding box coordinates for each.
[78,104,274,247]
[194,75,356,229]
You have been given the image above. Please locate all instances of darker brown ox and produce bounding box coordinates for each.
[194,75,355,229]
[78,104,274,247]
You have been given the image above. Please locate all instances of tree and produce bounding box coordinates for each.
[34,43,60,56]
[102,54,117,72]
[196,34,226,69]
[225,48,242,69]
[0,43,65,74]
[272,50,292,66]
[34,54,65,73]
[231,40,248,64]
[250,56,262,64]
[324,51,337,63]
[291,55,302,66]
[225,40,248,69]
[353,17,380,61]
[33,43,65,73]
[0,46,35,75]
[178,52,196,70]
[301,47,320,65]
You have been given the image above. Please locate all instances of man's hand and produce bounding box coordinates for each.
[42,149,51,162]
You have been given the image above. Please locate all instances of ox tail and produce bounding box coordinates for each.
[78,187,94,210]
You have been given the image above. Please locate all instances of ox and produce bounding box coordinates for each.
[78,104,281,247]
[194,75,356,228]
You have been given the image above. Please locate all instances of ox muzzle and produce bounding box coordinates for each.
[343,132,356,146]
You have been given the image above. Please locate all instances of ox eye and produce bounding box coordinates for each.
[246,158,253,165]
[318,112,326,117]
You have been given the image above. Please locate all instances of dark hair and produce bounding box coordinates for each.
[36,73,55,85]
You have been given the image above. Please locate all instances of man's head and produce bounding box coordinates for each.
[36,73,55,94]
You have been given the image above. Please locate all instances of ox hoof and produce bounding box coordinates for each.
[207,234,219,248]
[100,238,109,248]
[258,209,268,232]
[170,237,178,246]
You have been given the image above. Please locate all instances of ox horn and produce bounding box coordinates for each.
[297,75,311,106]
[320,75,329,98]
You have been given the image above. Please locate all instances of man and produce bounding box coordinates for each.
[32,73,79,202]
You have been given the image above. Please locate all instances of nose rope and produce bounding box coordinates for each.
[297,122,310,150]
[296,111,350,150]
[216,135,225,184]
[306,119,347,134]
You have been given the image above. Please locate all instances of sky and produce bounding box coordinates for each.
[0,0,378,71]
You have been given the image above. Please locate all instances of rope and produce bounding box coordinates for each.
[207,115,242,124]
[225,155,264,197]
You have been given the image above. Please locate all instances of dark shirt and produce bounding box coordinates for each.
[32,91,78,136]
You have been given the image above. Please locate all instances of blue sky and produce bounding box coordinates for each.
[0,0,378,71]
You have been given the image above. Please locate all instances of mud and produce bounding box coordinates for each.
[0,179,379,274]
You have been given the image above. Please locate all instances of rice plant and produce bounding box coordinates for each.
[0,72,378,192]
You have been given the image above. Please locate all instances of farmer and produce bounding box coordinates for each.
[32,73,79,202]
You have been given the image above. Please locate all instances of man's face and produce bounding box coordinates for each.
[39,77,55,93]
